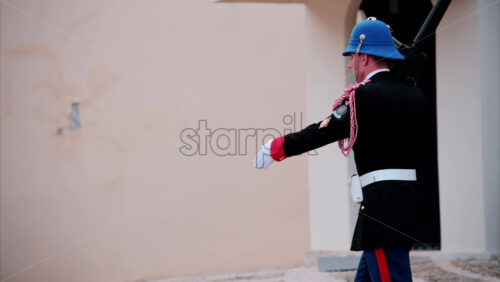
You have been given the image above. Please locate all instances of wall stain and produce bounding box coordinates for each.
[62,12,94,43]
[38,1,46,20]
[36,79,84,101]
[32,103,66,127]
[88,66,119,97]
[6,44,86,107]
[7,44,83,135]
[4,10,159,194]
[6,44,63,85]
[104,173,123,192]
[7,42,122,172]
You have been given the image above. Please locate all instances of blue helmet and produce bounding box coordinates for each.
[342,18,404,60]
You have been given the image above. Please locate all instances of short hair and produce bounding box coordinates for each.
[369,55,391,67]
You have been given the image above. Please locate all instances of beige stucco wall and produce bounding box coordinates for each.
[436,0,500,253]
[304,0,361,251]
[0,1,309,281]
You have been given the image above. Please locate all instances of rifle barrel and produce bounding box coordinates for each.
[412,0,452,49]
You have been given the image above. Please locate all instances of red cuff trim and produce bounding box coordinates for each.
[270,136,287,162]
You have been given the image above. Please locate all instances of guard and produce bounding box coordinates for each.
[253,18,432,281]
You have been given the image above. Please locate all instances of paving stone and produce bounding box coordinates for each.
[146,256,500,282]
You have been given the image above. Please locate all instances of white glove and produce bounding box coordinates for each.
[253,139,274,169]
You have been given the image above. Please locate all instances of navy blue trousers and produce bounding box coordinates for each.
[354,248,412,282]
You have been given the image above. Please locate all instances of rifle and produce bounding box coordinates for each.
[393,0,452,86]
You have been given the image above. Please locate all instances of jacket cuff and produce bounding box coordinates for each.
[270,136,287,161]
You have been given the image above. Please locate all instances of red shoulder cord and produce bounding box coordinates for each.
[331,80,371,157]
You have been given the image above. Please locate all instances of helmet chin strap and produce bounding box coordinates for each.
[354,34,365,83]
[354,53,360,82]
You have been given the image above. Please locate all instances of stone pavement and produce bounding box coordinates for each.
[147,254,499,282]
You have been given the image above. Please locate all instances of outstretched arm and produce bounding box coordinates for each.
[254,105,351,169]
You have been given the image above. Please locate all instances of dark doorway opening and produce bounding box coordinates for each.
[359,0,441,250]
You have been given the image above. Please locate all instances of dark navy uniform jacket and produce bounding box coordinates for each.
[272,71,431,251]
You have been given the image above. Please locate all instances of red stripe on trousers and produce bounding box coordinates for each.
[375,248,391,282]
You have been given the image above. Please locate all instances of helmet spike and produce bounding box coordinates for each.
[355,34,366,54]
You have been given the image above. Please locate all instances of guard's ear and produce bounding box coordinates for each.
[361,53,369,66]
[366,54,380,66]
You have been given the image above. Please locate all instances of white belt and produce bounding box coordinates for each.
[359,169,416,188]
